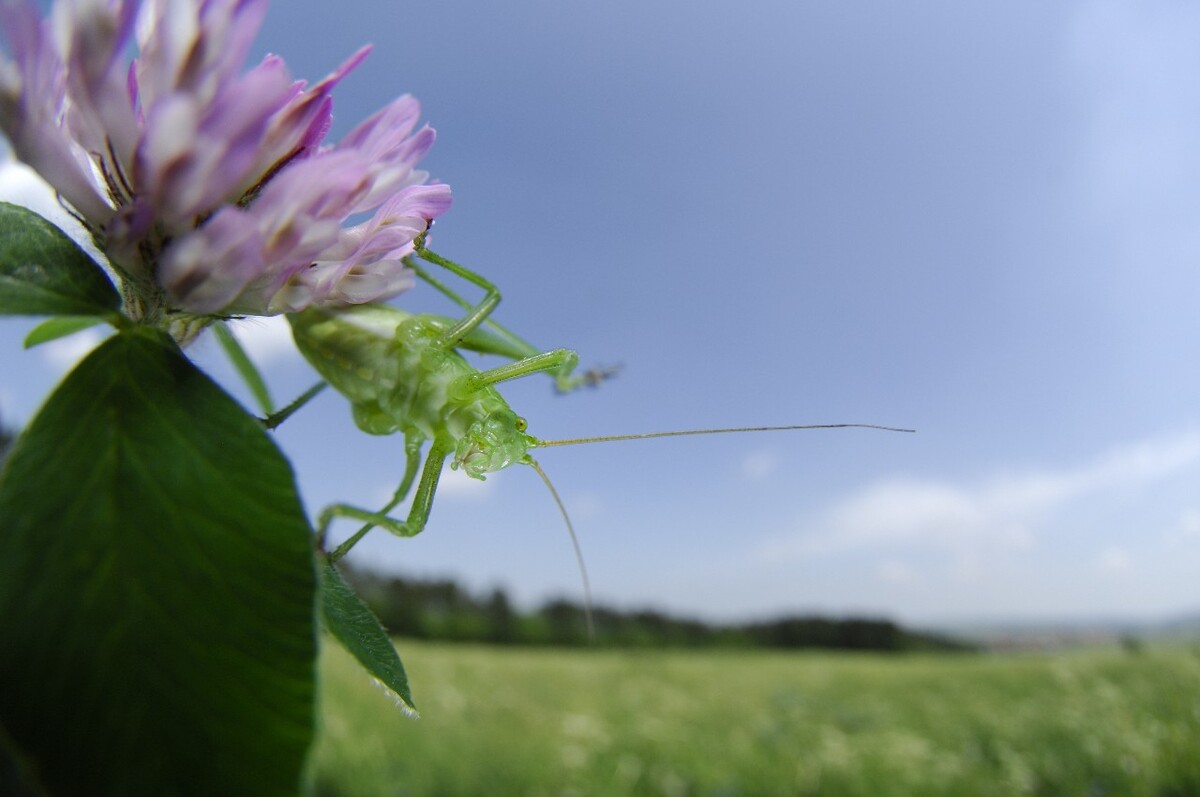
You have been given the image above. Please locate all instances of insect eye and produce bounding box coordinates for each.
[515,416,528,432]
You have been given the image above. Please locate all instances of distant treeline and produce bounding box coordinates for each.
[341,566,973,652]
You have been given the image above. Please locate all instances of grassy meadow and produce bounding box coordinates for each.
[310,640,1200,796]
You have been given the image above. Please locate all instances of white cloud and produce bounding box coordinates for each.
[876,559,918,585]
[1164,507,1200,549]
[432,463,494,500]
[228,315,300,366]
[740,448,779,481]
[1182,509,1200,535]
[39,326,109,371]
[0,387,16,421]
[561,490,603,522]
[1094,545,1132,575]
[363,461,498,509]
[757,428,1200,562]
[0,157,105,265]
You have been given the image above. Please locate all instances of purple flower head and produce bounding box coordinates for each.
[0,0,450,317]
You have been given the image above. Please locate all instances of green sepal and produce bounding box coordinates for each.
[321,560,418,715]
[0,202,121,318]
[22,315,109,348]
[213,320,275,415]
[0,327,318,796]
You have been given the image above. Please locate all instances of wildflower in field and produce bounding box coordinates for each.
[0,0,450,321]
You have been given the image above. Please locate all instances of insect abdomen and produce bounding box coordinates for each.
[289,306,420,426]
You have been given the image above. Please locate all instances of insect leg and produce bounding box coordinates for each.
[456,348,582,394]
[411,247,615,393]
[315,430,423,552]
[261,382,328,430]
[321,435,451,561]
[408,256,539,358]
[412,246,503,348]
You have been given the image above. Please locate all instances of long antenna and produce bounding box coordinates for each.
[527,458,596,640]
[534,423,915,449]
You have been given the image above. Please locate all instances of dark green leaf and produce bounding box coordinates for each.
[0,723,49,797]
[0,327,317,796]
[22,315,109,348]
[321,561,417,714]
[0,202,120,317]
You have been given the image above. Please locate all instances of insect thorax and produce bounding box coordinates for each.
[289,305,537,474]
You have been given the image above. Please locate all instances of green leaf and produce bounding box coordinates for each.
[0,327,317,796]
[22,315,109,348]
[213,320,275,415]
[0,202,120,317]
[321,561,417,714]
[0,723,48,797]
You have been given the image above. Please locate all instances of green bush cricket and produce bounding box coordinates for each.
[283,236,912,634]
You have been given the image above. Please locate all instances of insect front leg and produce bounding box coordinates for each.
[411,246,615,393]
[407,256,538,356]
[412,246,503,348]
[456,348,582,395]
[320,435,451,561]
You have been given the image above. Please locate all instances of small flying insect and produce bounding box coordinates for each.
[285,237,913,635]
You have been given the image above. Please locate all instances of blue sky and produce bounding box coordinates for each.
[3,1,1199,625]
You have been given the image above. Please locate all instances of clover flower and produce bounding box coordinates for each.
[0,0,451,321]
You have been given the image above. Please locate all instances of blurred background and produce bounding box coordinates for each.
[2,0,1199,628]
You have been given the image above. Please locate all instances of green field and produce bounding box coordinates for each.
[311,640,1200,796]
